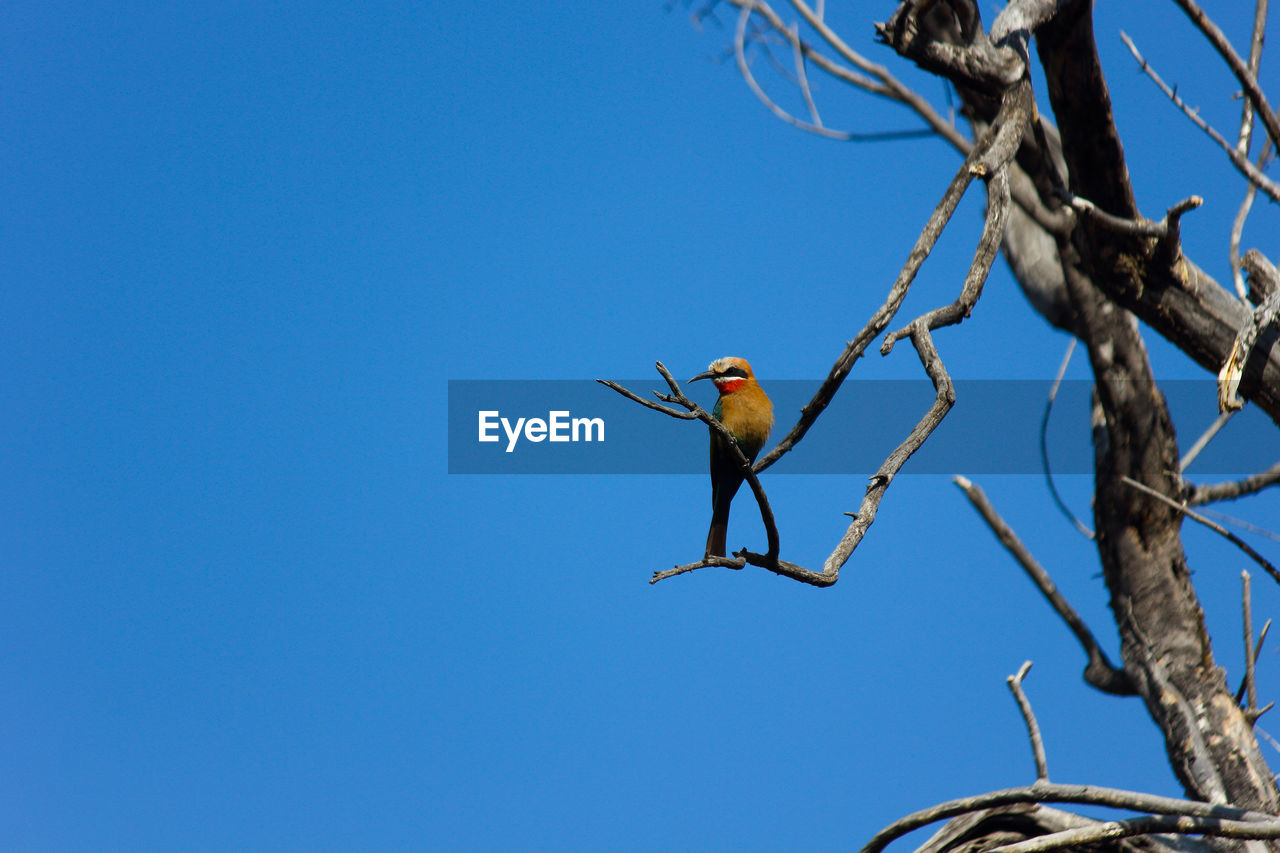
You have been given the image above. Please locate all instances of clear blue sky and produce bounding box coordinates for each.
[3,2,1279,850]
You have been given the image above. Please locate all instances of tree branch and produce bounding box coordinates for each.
[989,813,1280,853]
[1170,0,1280,152]
[1121,475,1280,587]
[954,476,1133,695]
[1186,460,1280,506]
[861,782,1280,853]
[882,83,1023,352]
[1120,31,1280,202]
[753,116,999,473]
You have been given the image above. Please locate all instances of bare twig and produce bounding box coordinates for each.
[723,0,965,145]
[860,782,1280,853]
[1007,661,1049,781]
[788,22,820,126]
[882,165,1010,350]
[1121,475,1280,585]
[955,476,1133,695]
[989,813,1280,853]
[1237,0,1270,157]
[1239,618,1272,705]
[1063,191,1203,240]
[1203,509,1280,544]
[782,0,972,151]
[1187,459,1280,505]
[1235,571,1275,724]
[1245,570,1258,713]
[1180,410,1234,472]
[596,379,699,419]
[1171,0,1280,152]
[1229,0,1270,298]
[1121,31,1280,202]
[1040,340,1094,539]
[1231,144,1271,299]
[733,2,874,141]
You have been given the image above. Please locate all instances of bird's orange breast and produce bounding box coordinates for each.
[717,382,774,453]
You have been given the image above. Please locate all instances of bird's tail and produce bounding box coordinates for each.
[705,492,732,557]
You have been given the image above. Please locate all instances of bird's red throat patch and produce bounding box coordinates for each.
[713,378,746,394]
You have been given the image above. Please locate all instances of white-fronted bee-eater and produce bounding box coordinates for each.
[689,357,774,558]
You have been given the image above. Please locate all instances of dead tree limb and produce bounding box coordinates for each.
[954,477,1132,695]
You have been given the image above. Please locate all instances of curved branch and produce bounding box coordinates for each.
[860,783,1280,853]
[733,3,874,140]
[724,0,971,147]
[784,0,972,151]
[1039,340,1095,538]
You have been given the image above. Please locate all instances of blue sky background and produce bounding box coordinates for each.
[4,2,1280,850]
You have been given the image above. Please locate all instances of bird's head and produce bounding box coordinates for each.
[689,356,756,394]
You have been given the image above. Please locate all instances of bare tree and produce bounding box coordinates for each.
[606,1,1280,849]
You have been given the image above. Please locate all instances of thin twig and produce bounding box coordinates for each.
[1121,31,1280,202]
[1229,0,1270,298]
[1245,570,1258,713]
[820,322,955,580]
[1201,508,1280,543]
[1231,143,1271,299]
[1171,0,1280,152]
[1179,409,1235,472]
[788,22,820,126]
[1007,661,1049,781]
[734,2,859,140]
[1187,459,1280,505]
[1121,475,1280,585]
[1237,0,1269,157]
[781,0,972,151]
[1040,339,1094,538]
[955,476,1133,695]
[596,379,699,419]
[725,0,956,143]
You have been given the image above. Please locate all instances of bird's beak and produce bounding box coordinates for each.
[688,370,716,383]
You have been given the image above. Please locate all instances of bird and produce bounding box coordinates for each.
[689,357,774,558]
